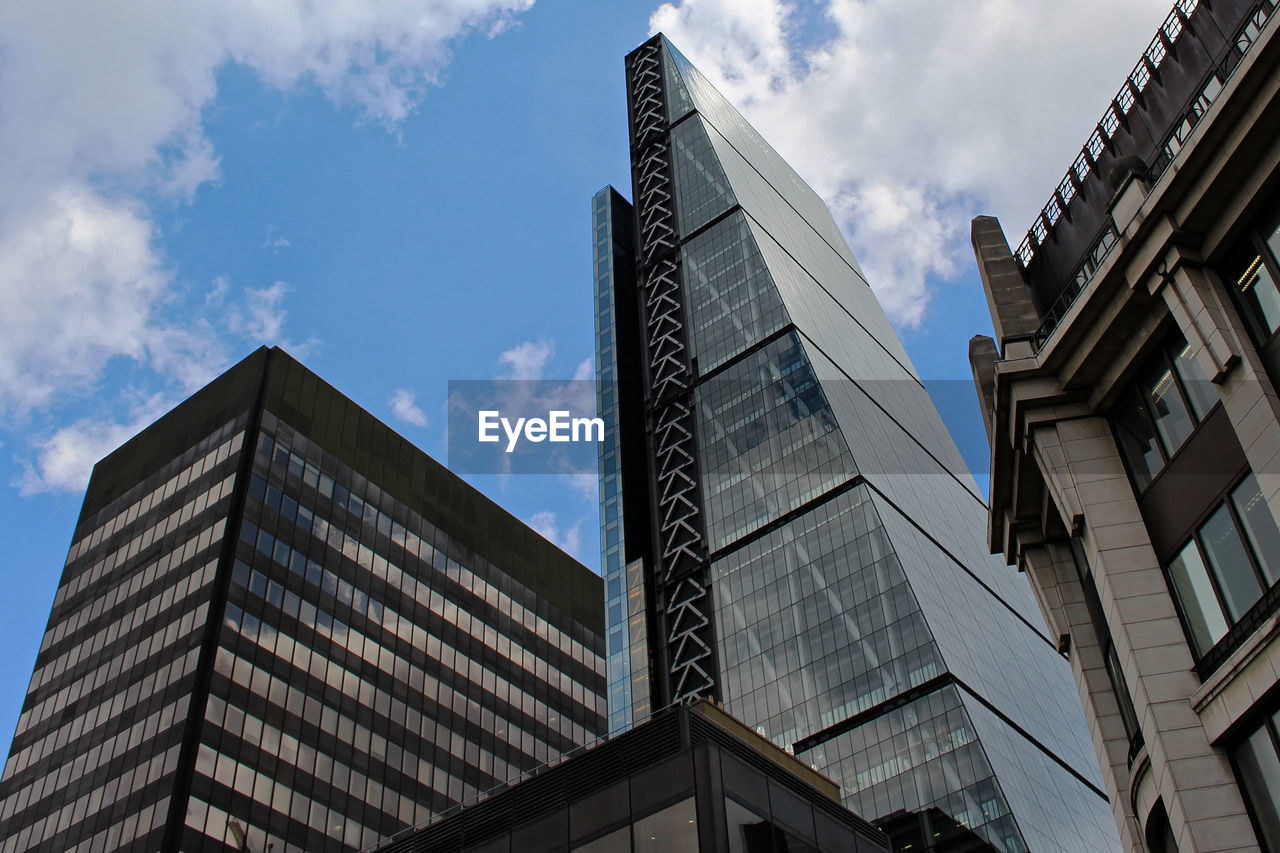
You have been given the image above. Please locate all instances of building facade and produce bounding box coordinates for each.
[595,35,1121,852]
[969,1,1280,851]
[0,347,606,853]
[373,700,891,853]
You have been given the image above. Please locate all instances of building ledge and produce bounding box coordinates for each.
[1192,607,1280,742]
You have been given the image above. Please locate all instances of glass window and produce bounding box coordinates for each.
[1199,504,1265,620]
[1167,336,1217,420]
[1140,357,1194,456]
[1112,330,1215,491]
[633,798,697,853]
[1166,475,1280,660]
[1167,540,1230,655]
[574,827,629,852]
[1233,717,1280,852]
[1232,248,1280,340]
[1233,474,1280,587]
[1113,390,1163,491]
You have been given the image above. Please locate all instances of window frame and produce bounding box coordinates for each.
[1112,329,1220,492]
[1163,472,1280,673]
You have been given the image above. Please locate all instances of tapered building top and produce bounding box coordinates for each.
[596,34,1123,852]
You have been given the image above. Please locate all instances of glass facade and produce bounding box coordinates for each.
[0,348,607,853]
[593,188,651,733]
[0,419,243,852]
[608,35,1120,851]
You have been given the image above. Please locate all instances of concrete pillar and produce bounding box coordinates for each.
[1022,542,1145,853]
[1030,418,1258,852]
[972,216,1040,358]
[969,335,998,440]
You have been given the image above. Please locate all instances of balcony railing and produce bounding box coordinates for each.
[1018,0,1277,349]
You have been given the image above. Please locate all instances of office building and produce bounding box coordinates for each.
[373,699,891,853]
[594,35,1121,852]
[0,347,607,852]
[968,0,1280,850]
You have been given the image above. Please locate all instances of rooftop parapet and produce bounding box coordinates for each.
[1014,0,1275,348]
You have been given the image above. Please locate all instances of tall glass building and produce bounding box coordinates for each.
[0,347,606,853]
[594,35,1122,852]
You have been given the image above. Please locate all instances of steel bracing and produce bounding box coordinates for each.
[626,39,716,705]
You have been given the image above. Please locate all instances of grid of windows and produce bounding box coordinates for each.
[697,332,856,551]
[683,211,790,373]
[180,417,606,851]
[799,687,1025,853]
[0,418,244,853]
[671,116,736,237]
[714,486,942,750]
[593,189,650,733]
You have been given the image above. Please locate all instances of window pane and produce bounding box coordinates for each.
[1234,725,1280,852]
[633,798,697,853]
[725,797,772,853]
[574,827,630,853]
[1167,336,1217,420]
[1200,503,1265,620]
[1141,358,1194,456]
[1103,643,1141,744]
[1113,390,1162,490]
[1167,541,1229,656]
[1233,474,1280,587]
[1233,250,1280,338]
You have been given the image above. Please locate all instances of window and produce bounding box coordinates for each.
[1113,330,1217,489]
[633,798,697,853]
[1073,539,1143,760]
[1227,198,1280,344]
[1232,710,1280,852]
[1165,474,1280,660]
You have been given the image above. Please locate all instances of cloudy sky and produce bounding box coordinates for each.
[0,0,1172,757]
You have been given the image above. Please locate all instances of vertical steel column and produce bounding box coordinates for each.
[625,39,716,705]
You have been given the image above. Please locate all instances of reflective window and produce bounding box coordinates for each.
[633,798,697,853]
[1166,473,1280,658]
[1113,330,1218,490]
[1232,711,1280,852]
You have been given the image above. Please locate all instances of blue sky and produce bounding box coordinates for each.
[0,0,1173,761]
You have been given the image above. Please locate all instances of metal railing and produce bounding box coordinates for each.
[1024,0,1278,349]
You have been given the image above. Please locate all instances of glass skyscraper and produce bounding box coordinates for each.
[0,347,606,853]
[595,35,1122,852]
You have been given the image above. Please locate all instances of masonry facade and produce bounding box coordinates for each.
[970,1,1280,850]
[0,347,606,853]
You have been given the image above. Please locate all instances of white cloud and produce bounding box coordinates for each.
[650,0,1171,326]
[0,189,169,415]
[390,389,430,428]
[499,339,555,380]
[16,393,174,495]
[527,510,584,558]
[0,0,535,423]
[224,281,321,359]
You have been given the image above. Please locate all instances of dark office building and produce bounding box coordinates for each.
[593,36,1121,851]
[0,347,606,853]
[373,700,890,853]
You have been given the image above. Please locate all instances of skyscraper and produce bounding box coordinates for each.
[595,35,1121,852]
[0,347,606,853]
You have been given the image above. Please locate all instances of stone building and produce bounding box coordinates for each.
[970,1,1280,850]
